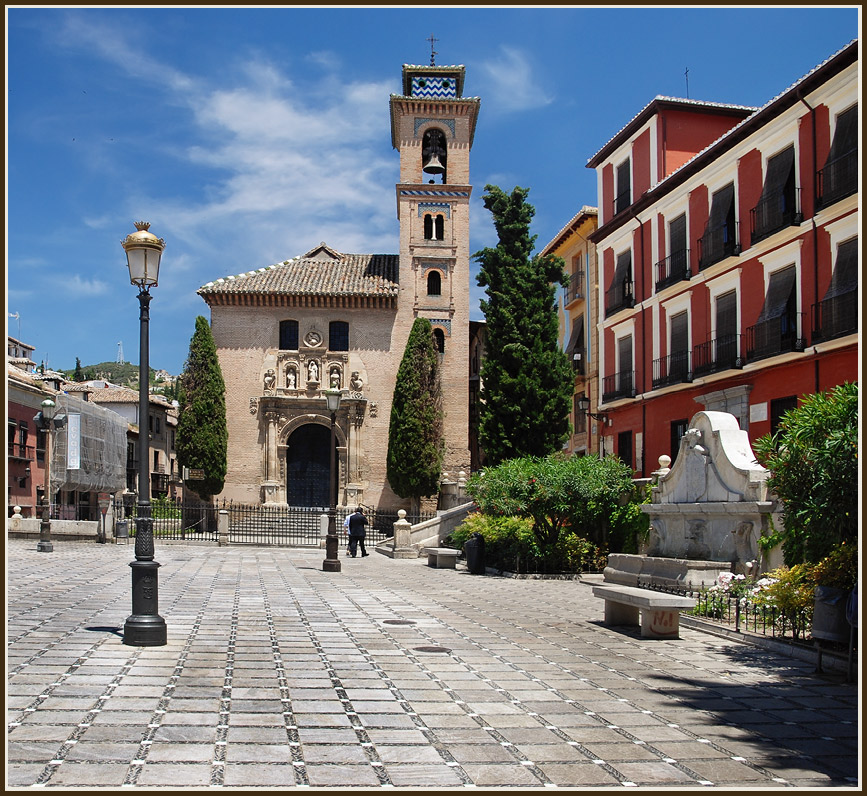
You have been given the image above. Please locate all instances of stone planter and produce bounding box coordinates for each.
[812,585,851,643]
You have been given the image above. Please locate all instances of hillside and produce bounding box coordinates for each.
[61,360,173,387]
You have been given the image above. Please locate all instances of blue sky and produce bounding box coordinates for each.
[7,6,859,376]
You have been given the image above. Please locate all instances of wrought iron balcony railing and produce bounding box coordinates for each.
[614,188,631,216]
[750,187,801,246]
[563,271,585,305]
[692,334,743,377]
[817,150,857,209]
[602,370,636,403]
[651,351,692,389]
[698,222,739,270]
[812,290,858,343]
[8,442,35,461]
[745,313,805,362]
[654,249,690,292]
[605,280,634,318]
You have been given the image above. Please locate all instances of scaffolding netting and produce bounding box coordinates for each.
[50,393,127,494]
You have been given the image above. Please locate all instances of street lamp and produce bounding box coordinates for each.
[36,398,57,553]
[322,388,342,573]
[576,395,608,425]
[121,221,167,647]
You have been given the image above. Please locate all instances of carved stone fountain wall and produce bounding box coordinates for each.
[605,411,781,591]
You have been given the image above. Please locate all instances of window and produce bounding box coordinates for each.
[715,289,739,367]
[615,159,631,214]
[818,105,857,207]
[814,237,858,341]
[433,328,445,354]
[617,335,634,396]
[656,213,689,290]
[669,311,690,380]
[153,451,159,471]
[423,214,433,239]
[605,250,633,317]
[329,321,349,351]
[670,419,689,463]
[155,416,161,435]
[699,183,737,268]
[748,265,798,360]
[573,393,587,434]
[279,320,299,350]
[770,396,797,435]
[617,430,633,471]
[435,215,444,240]
[566,316,585,374]
[751,146,797,244]
[427,270,442,296]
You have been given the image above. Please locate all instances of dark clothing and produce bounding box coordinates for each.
[347,511,368,557]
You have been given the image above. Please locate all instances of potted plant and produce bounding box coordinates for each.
[810,542,858,643]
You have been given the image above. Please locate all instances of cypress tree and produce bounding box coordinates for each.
[386,317,444,512]
[474,185,573,465]
[176,316,227,501]
[73,357,84,382]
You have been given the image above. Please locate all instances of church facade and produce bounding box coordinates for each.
[198,62,480,510]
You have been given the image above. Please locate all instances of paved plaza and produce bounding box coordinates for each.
[6,539,859,789]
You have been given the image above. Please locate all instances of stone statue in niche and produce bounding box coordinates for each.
[329,367,341,389]
[350,371,364,391]
[286,366,297,390]
[308,360,319,383]
[263,369,276,393]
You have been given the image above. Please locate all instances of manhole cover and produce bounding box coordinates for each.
[384,619,417,625]
[413,646,452,654]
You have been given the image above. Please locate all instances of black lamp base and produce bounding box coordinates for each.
[123,560,167,646]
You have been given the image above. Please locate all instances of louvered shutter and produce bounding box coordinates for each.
[824,238,858,299]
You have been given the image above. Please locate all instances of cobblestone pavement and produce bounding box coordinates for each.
[6,540,859,789]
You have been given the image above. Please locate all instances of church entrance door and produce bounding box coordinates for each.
[286,424,334,508]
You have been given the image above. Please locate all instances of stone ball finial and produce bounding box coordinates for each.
[658,455,672,469]
[13,506,22,519]
[397,509,407,519]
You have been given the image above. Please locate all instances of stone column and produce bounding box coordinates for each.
[391,509,417,559]
[262,411,281,505]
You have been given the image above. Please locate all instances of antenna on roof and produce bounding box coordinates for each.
[427,33,438,66]
[685,66,690,99]
[117,340,125,365]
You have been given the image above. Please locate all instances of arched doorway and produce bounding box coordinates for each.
[285,424,336,507]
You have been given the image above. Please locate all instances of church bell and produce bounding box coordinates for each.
[422,152,446,175]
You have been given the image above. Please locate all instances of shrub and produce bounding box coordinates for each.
[809,541,858,591]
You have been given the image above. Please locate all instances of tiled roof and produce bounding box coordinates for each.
[541,206,598,256]
[74,386,140,403]
[198,246,399,303]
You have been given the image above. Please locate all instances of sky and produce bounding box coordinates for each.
[6,6,860,377]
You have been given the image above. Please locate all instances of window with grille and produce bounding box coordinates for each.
[615,159,631,214]
[819,105,857,206]
[670,311,689,378]
[700,184,737,268]
[770,395,797,435]
[751,146,797,243]
[279,320,299,350]
[329,321,349,351]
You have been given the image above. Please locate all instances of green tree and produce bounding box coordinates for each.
[466,454,647,555]
[753,382,858,565]
[73,357,84,382]
[386,317,444,514]
[176,316,227,501]
[474,185,573,464]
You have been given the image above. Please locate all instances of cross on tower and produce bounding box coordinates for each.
[427,34,438,66]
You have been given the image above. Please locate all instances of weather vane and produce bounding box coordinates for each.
[427,34,438,66]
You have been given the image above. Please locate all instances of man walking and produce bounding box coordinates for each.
[347,507,369,558]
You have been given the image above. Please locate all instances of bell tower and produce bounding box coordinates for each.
[389,58,480,475]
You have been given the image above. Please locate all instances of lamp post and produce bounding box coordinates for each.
[36,398,57,553]
[121,221,167,647]
[322,388,342,573]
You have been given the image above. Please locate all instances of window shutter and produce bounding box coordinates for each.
[715,291,737,337]
[824,237,858,299]
[612,250,631,287]
[566,315,585,356]
[760,147,795,201]
[826,105,858,165]
[669,214,687,255]
[756,265,796,323]
[670,311,688,354]
[617,335,633,374]
[707,184,735,232]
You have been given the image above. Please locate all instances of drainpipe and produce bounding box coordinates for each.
[631,208,647,475]
[799,91,821,394]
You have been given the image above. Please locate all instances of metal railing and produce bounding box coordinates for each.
[817,150,857,209]
[812,290,858,342]
[692,334,743,377]
[654,249,690,292]
[602,370,635,403]
[8,443,35,461]
[750,186,801,246]
[563,271,585,305]
[688,587,811,641]
[651,351,692,389]
[604,280,634,318]
[698,222,739,270]
[745,313,805,362]
[614,188,631,216]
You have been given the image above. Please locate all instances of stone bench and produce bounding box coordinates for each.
[423,548,460,569]
[592,584,696,639]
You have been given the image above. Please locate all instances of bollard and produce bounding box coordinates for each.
[218,510,229,547]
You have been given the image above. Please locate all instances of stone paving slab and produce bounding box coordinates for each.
[5,540,859,789]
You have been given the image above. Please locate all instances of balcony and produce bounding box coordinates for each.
[655,249,690,292]
[652,351,692,389]
[750,187,801,246]
[602,370,636,403]
[812,290,857,343]
[817,150,857,209]
[8,443,35,461]
[746,314,805,362]
[571,349,586,375]
[563,271,585,305]
[151,472,169,494]
[698,222,739,271]
[692,334,743,377]
[605,280,634,318]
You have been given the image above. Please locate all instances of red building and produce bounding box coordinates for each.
[587,40,858,475]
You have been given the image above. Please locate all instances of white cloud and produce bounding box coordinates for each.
[68,275,110,296]
[477,46,554,114]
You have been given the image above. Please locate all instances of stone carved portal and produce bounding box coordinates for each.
[285,424,334,507]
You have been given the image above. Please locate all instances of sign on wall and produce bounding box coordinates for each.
[66,413,81,470]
